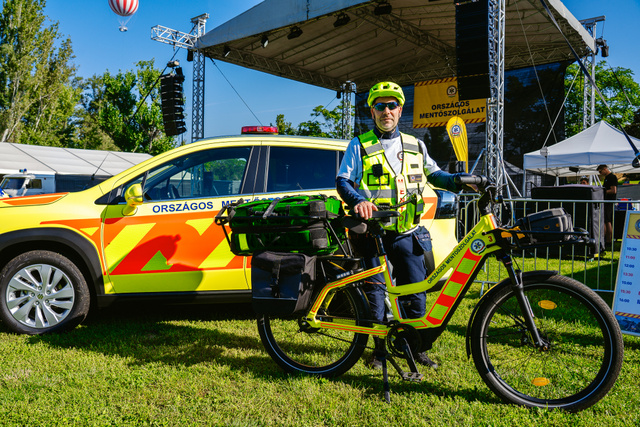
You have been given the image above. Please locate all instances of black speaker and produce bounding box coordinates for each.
[160,67,186,136]
[456,0,490,100]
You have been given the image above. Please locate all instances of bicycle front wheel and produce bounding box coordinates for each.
[470,274,623,412]
[257,285,369,377]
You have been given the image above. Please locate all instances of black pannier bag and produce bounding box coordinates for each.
[251,251,316,316]
[224,195,346,256]
[514,208,573,244]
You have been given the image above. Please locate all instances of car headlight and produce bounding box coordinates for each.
[434,189,458,219]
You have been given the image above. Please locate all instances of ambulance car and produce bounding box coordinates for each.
[0,128,459,334]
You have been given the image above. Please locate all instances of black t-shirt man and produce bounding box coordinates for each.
[598,164,617,244]
[603,172,618,201]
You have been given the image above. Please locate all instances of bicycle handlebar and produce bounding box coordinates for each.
[454,174,494,192]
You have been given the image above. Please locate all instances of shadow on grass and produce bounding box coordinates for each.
[23,302,267,368]
[16,301,500,406]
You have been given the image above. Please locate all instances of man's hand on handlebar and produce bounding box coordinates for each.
[455,174,492,193]
[354,200,378,220]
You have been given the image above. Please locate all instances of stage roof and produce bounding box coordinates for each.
[196,0,594,91]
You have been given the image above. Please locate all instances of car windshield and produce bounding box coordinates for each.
[0,178,26,190]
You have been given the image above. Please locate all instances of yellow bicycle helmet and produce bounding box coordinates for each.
[367,81,405,107]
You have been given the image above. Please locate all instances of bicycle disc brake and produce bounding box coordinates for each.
[386,323,422,359]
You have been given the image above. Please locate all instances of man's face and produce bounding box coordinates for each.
[598,167,609,175]
[370,96,402,133]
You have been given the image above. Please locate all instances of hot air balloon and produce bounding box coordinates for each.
[109,0,139,32]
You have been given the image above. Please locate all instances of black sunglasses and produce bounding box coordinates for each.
[373,101,400,111]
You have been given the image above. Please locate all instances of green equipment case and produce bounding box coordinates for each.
[215,195,346,256]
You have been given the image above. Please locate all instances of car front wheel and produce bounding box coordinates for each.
[0,250,90,334]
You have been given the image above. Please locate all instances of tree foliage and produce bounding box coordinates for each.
[83,60,176,155]
[565,61,640,137]
[272,101,348,138]
[0,0,81,145]
[0,0,178,154]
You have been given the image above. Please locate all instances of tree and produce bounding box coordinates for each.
[272,101,347,138]
[565,61,640,137]
[297,104,342,138]
[273,113,296,135]
[72,75,117,150]
[624,108,640,139]
[0,0,80,145]
[83,60,177,155]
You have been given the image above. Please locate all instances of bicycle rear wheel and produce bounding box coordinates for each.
[469,274,623,412]
[257,285,369,377]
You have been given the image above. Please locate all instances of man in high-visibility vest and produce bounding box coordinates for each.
[336,81,464,370]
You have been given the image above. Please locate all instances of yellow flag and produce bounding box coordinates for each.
[446,116,468,172]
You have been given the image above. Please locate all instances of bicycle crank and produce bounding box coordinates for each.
[386,323,422,358]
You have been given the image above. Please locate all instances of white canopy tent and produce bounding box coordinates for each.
[0,142,151,176]
[523,121,640,179]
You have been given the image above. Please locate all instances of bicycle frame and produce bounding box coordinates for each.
[304,212,508,343]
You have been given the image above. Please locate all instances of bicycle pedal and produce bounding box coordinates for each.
[400,372,424,382]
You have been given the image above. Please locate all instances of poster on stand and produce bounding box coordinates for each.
[612,211,640,336]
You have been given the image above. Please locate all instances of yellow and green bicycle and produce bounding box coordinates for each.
[220,177,623,412]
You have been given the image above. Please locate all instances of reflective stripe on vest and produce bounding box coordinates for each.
[357,130,426,233]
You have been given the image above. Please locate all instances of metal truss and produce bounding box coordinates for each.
[487,0,506,193]
[340,81,356,140]
[350,7,454,58]
[579,17,603,131]
[204,45,344,90]
[190,15,208,142]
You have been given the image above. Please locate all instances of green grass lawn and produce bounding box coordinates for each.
[1,285,639,426]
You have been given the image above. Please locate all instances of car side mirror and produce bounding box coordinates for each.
[123,183,143,216]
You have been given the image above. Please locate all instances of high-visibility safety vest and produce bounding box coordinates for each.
[357,130,426,233]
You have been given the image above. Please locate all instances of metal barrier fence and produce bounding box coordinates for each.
[458,195,638,293]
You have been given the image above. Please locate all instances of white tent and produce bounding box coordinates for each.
[0,142,151,176]
[523,121,640,178]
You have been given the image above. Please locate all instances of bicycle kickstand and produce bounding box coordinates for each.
[387,337,424,382]
[381,354,391,404]
[379,338,425,403]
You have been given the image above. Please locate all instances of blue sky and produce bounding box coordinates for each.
[43,0,640,141]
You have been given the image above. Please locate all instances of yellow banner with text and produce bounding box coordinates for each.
[413,78,487,128]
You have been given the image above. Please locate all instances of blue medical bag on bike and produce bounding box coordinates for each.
[226,195,346,255]
[251,251,316,316]
[514,208,573,244]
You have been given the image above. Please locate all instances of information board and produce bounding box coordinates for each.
[612,211,640,336]
[412,78,486,128]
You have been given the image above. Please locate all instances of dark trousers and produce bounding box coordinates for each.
[352,230,429,322]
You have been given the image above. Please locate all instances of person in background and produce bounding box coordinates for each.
[336,81,467,371]
[579,176,589,185]
[597,164,617,246]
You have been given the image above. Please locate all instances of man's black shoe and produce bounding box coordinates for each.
[415,352,438,369]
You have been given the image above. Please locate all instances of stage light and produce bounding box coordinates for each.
[261,35,269,48]
[288,26,303,40]
[596,38,609,57]
[374,2,392,15]
[334,13,350,28]
[223,45,231,57]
